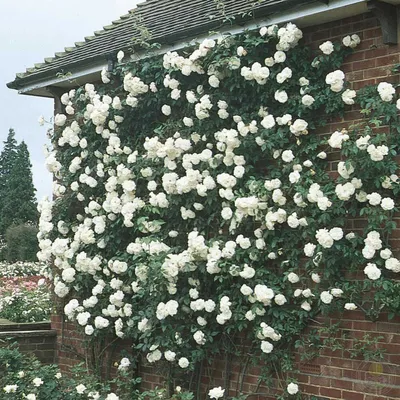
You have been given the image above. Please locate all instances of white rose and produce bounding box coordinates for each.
[377,82,395,102]
[385,258,400,272]
[237,46,246,56]
[240,284,253,296]
[299,77,309,86]
[331,288,343,297]
[193,330,206,345]
[319,41,334,54]
[301,95,315,106]
[287,383,299,395]
[315,228,334,248]
[281,150,295,163]
[311,273,321,283]
[320,291,333,304]
[264,57,275,67]
[221,207,233,220]
[164,350,176,362]
[261,115,276,129]
[287,272,300,283]
[55,114,67,126]
[274,51,286,63]
[178,357,189,368]
[367,192,382,206]
[209,75,220,88]
[290,119,308,135]
[381,198,395,211]
[362,246,376,259]
[380,248,392,260]
[274,294,287,305]
[261,340,274,353]
[304,243,316,257]
[329,227,343,241]
[342,89,356,105]
[274,90,288,103]
[209,387,225,399]
[161,105,171,115]
[239,264,256,279]
[337,161,354,179]
[364,263,381,280]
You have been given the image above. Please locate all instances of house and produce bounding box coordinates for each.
[7,1,400,399]
[8,0,398,100]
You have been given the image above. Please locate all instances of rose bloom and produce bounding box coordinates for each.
[319,40,334,54]
[287,382,299,395]
[178,357,189,368]
[209,387,225,399]
[364,263,381,280]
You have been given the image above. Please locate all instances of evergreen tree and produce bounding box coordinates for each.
[0,128,18,199]
[0,139,38,233]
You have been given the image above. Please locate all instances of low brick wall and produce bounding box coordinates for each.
[0,321,56,364]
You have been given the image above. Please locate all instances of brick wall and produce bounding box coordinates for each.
[51,11,400,400]
[0,322,56,364]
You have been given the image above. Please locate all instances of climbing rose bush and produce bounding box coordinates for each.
[39,23,399,397]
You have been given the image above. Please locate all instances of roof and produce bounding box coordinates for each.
[7,0,317,91]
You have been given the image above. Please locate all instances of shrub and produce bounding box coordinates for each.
[0,277,51,323]
[0,261,50,323]
[0,344,194,399]
[5,224,38,262]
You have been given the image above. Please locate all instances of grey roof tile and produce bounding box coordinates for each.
[8,0,316,89]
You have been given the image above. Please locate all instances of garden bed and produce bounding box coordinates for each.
[0,261,51,323]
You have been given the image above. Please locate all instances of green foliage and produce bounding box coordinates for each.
[0,134,38,235]
[40,22,400,398]
[0,141,38,234]
[0,279,51,323]
[295,324,386,363]
[0,344,195,399]
[347,334,385,361]
[0,129,18,192]
[4,224,39,262]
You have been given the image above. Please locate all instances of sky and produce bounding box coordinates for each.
[0,0,142,201]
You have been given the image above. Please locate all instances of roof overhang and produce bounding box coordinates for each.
[7,0,400,98]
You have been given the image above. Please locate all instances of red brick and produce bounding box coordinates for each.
[310,376,331,386]
[320,387,342,398]
[343,369,365,380]
[352,321,377,331]
[301,384,320,395]
[353,59,376,70]
[329,358,353,369]
[376,54,400,67]
[377,323,400,333]
[321,366,343,378]
[364,67,391,79]
[353,78,376,90]
[363,27,382,40]
[341,391,365,400]
[330,378,353,390]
